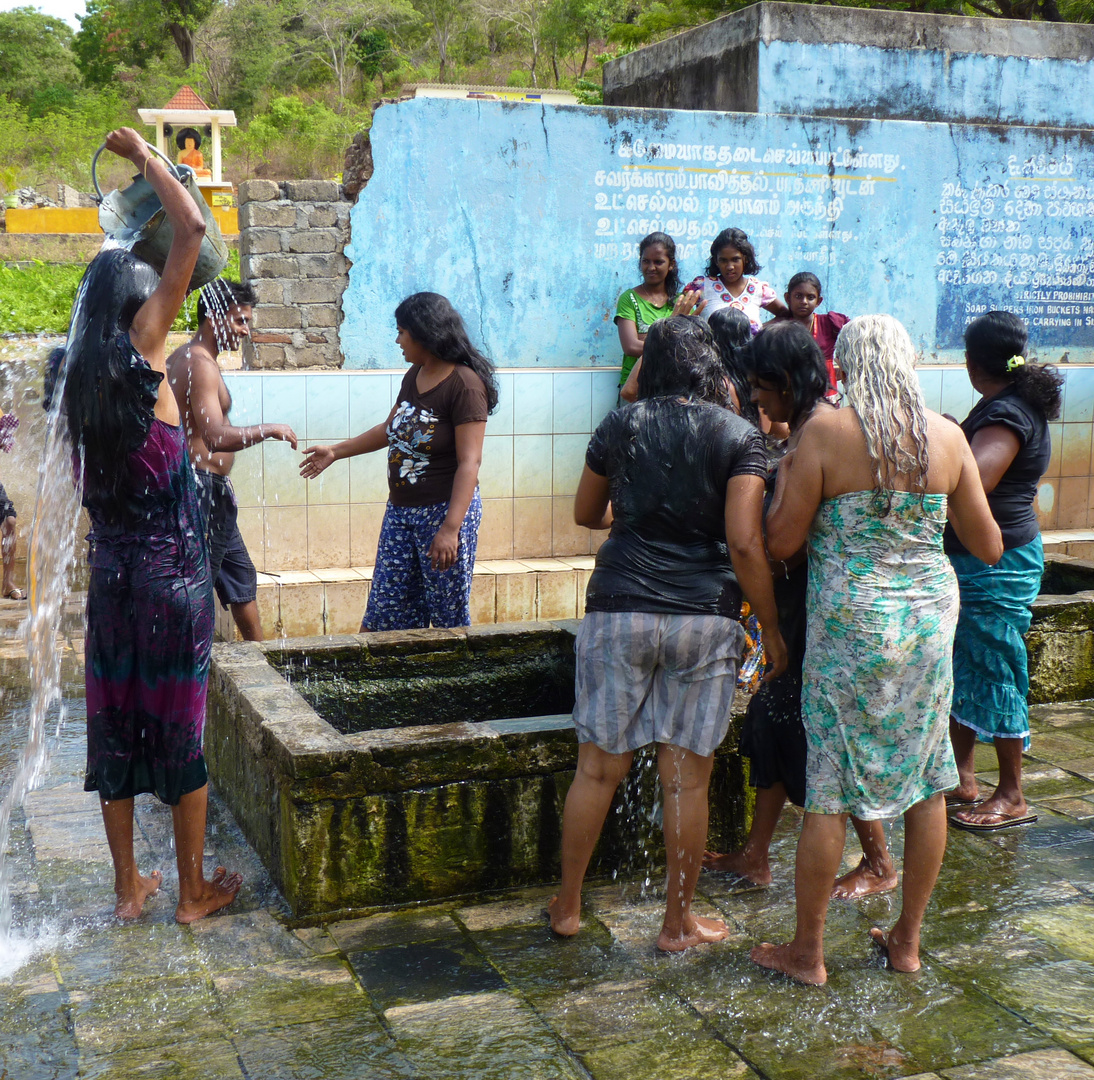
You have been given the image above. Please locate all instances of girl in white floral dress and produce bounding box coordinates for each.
[751,315,1002,986]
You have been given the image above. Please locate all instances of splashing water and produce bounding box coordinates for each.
[0,298,86,970]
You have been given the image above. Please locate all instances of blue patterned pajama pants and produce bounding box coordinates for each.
[362,490,482,631]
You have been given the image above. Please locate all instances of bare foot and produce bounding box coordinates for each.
[114,869,162,919]
[175,866,242,925]
[831,857,899,900]
[657,914,729,953]
[547,895,580,937]
[870,927,920,973]
[702,848,772,886]
[749,941,826,985]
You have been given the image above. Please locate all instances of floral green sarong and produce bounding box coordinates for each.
[803,491,960,818]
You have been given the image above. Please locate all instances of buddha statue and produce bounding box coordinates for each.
[176,127,212,178]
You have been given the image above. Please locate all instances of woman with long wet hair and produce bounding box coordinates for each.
[302,291,497,630]
[753,315,1001,984]
[62,127,240,923]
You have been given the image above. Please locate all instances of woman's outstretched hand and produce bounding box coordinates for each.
[428,523,460,571]
[300,445,334,478]
[105,127,152,168]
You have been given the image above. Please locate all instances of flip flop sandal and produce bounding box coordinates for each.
[2,588,25,600]
[950,811,1037,833]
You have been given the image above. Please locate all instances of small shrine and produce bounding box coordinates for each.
[138,86,237,207]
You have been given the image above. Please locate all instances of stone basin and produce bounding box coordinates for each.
[205,621,750,918]
[1030,555,1094,704]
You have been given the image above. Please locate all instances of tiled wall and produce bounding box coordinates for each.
[221,364,1094,573]
[222,367,621,572]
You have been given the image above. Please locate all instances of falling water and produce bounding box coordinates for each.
[0,272,88,969]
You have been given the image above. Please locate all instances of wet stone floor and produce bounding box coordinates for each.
[2,600,1094,1079]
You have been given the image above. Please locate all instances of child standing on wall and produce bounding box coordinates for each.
[779,271,849,399]
[686,227,787,334]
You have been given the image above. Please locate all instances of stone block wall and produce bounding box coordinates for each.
[237,179,352,369]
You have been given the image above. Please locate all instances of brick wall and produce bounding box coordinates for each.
[237,179,352,369]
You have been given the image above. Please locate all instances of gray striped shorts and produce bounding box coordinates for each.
[573,610,745,758]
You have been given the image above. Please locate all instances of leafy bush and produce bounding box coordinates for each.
[0,250,242,335]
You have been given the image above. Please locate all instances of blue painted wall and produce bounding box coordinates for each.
[342,98,1094,370]
[758,40,1094,129]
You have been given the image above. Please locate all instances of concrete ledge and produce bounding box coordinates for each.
[215,558,597,641]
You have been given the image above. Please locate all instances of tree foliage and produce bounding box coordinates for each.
[0,8,80,108]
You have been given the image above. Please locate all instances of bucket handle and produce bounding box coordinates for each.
[91,139,181,203]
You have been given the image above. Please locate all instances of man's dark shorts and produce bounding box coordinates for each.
[0,482,16,523]
[195,470,258,609]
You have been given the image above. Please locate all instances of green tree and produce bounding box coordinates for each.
[74,0,168,86]
[286,0,418,101]
[410,0,473,80]
[0,8,80,107]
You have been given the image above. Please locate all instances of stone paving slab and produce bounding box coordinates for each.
[7,631,1094,1079]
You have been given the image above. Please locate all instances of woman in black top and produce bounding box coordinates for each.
[548,316,787,952]
[946,311,1063,832]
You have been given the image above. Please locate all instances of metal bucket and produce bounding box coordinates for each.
[92,141,229,292]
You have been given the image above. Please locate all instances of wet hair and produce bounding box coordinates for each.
[705,227,760,278]
[394,292,498,413]
[707,306,759,426]
[61,247,162,520]
[965,311,1062,421]
[176,127,202,150]
[197,279,256,325]
[786,271,822,295]
[43,346,65,412]
[638,232,681,299]
[746,321,828,430]
[835,315,930,496]
[637,316,727,407]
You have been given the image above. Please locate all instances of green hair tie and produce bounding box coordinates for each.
[1006,355,1026,372]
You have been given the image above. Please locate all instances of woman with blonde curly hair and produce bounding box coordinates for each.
[751,314,1002,985]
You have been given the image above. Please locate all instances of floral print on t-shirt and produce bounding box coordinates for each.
[387,400,439,488]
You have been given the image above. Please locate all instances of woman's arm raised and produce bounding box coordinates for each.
[115,129,205,362]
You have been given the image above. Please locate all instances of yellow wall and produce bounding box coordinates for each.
[5,205,238,235]
[5,207,99,234]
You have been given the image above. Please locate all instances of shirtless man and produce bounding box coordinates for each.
[167,281,297,640]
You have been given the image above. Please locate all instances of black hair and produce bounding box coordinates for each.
[965,311,1062,420]
[637,316,727,407]
[786,271,822,295]
[745,321,829,429]
[176,126,202,150]
[394,292,498,413]
[197,279,256,325]
[61,247,163,521]
[705,227,760,278]
[43,346,65,412]
[638,232,681,299]
[707,306,759,426]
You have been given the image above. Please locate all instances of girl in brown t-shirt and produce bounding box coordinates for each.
[301,293,497,629]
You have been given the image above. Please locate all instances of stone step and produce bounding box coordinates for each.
[1043,530,1094,560]
[215,557,596,641]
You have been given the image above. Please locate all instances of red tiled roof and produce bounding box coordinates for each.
[163,86,211,111]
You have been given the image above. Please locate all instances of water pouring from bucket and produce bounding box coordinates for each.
[93,138,229,292]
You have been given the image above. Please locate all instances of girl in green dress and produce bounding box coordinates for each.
[615,232,680,399]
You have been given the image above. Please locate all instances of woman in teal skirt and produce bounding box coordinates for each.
[946,311,1064,832]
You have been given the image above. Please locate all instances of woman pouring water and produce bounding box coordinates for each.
[62,128,240,922]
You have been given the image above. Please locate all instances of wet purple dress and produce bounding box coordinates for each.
[83,416,213,805]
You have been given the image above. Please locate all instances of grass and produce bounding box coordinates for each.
[0,249,243,336]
